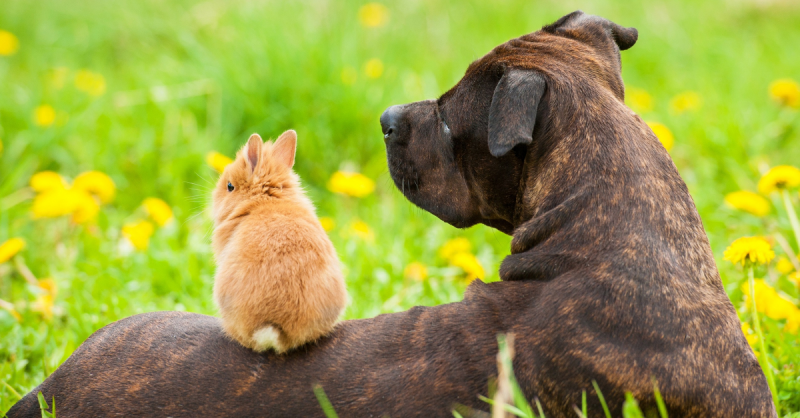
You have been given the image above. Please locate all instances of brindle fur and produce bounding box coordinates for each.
[8,11,774,418]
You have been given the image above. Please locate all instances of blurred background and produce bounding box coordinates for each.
[1,0,799,412]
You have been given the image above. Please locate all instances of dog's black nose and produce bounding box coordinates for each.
[380,105,401,142]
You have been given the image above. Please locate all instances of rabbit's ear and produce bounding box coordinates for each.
[246,134,263,173]
[273,130,297,168]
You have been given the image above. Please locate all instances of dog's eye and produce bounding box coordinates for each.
[227,182,234,192]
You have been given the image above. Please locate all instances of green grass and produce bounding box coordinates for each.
[1,0,799,414]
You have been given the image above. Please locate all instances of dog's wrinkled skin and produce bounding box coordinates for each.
[9,11,774,418]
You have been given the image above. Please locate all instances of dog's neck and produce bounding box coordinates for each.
[502,91,720,288]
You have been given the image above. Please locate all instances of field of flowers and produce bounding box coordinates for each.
[1,0,800,415]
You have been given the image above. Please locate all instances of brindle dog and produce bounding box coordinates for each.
[8,11,774,418]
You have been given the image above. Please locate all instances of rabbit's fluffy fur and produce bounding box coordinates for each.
[212,130,348,353]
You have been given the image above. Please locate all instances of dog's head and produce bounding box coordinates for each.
[381,11,637,234]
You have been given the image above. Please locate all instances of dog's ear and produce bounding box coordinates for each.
[488,68,547,157]
[543,11,638,51]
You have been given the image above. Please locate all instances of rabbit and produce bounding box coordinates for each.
[211,130,348,353]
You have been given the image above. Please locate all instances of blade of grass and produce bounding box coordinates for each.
[0,380,22,401]
[312,384,338,418]
[591,381,612,418]
[651,378,668,418]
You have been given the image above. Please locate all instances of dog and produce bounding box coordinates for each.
[8,11,775,418]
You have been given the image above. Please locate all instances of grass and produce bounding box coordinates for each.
[1,0,799,414]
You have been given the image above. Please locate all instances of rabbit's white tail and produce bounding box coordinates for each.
[252,325,285,352]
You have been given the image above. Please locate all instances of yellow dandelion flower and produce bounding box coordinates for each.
[319,216,335,232]
[33,105,56,127]
[32,293,55,320]
[358,3,389,28]
[765,295,799,321]
[669,91,702,114]
[786,311,800,334]
[143,198,173,227]
[37,278,57,297]
[122,220,155,251]
[206,151,233,174]
[724,237,775,266]
[438,237,472,261]
[328,171,375,198]
[365,58,384,79]
[31,188,81,218]
[0,237,25,264]
[647,122,674,151]
[757,165,800,195]
[0,299,21,321]
[790,272,800,285]
[74,69,106,96]
[48,67,69,89]
[71,190,100,224]
[723,190,770,217]
[769,78,800,109]
[626,87,653,113]
[776,256,795,274]
[350,220,374,241]
[73,171,115,203]
[30,171,67,193]
[341,66,358,86]
[741,279,778,313]
[0,30,19,56]
[450,252,485,282]
[403,262,428,281]
[741,322,758,347]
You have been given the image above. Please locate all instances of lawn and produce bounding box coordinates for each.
[1,0,799,414]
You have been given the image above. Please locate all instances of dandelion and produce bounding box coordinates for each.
[769,78,800,109]
[626,87,653,113]
[723,237,775,266]
[31,278,58,320]
[450,252,485,282]
[341,66,358,86]
[74,69,106,96]
[31,188,81,219]
[646,122,674,151]
[122,220,155,251]
[30,171,67,193]
[358,3,388,28]
[71,191,100,224]
[724,191,770,217]
[403,262,428,281]
[73,171,116,203]
[776,256,795,274]
[319,216,335,232]
[758,165,800,195]
[438,237,472,261]
[143,198,174,227]
[365,58,384,79]
[33,105,56,127]
[0,30,19,56]
[786,311,800,334]
[206,151,233,174]
[328,171,375,197]
[669,91,702,114]
[758,165,800,250]
[0,237,25,264]
[350,220,374,241]
[727,238,778,405]
[0,299,21,321]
